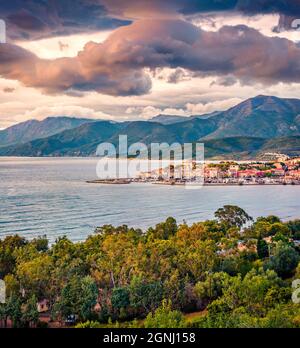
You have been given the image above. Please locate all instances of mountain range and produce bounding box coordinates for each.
[0,95,300,159]
[0,116,93,147]
[149,111,221,125]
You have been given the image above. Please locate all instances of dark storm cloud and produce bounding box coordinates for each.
[166,68,190,83]
[210,76,238,87]
[0,39,152,96]
[1,20,300,96]
[236,0,300,31]
[102,0,300,32]
[273,14,299,32]
[235,0,300,17]
[1,1,300,42]
[101,0,300,18]
[0,0,130,41]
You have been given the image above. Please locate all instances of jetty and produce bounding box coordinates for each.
[86,179,131,184]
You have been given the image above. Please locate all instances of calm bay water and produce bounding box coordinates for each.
[0,157,299,243]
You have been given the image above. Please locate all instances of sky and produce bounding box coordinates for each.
[0,0,300,129]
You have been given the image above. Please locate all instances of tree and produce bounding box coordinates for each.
[22,295,39,328]
[272,232,291,244]
[1,213,300,329]
[257,216,281,224]
[162,269,185,309]
[265,242,299,278]
[252,218,290,239]
[6,295,22,328]
[286,219,300,239]
[111,287,130,310]
[75,320,102,328]
[0,235,27,277]
[268,223,291,237]
[257,236,269,259]
[205,269,283,319]
[129,277,163,314]
[194,272,231,308]
[53,275,98,322]
[214,205,253,230]
[53,276,82,322]
[16,254,53,299]
[176,240,217,281]
[147,217,177,240]
[0,304,8,327]
[296,262,300,279]
[258,304,300,328]
[31,236,49,252]
[144,300,185,328]
[251,220,272,238]
[4,274,19,298]
[80,276,98,321]
[94,230,139,288]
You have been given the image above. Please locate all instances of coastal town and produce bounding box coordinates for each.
[88,154,300,186]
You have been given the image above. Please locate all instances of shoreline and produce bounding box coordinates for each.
[86,179,300,186]
[86,179,131,184]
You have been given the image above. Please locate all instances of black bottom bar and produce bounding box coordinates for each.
[0,328,297,347]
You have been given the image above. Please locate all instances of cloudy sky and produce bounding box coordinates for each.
[0,0,300,129]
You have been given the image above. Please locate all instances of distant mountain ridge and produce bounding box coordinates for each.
[204,136,300,159]
[1,95,300,159]
[149,115,188,125]
[149,111,221,125]
[150,95,300,139]
[0,117,94,147]
[203,95,300,139]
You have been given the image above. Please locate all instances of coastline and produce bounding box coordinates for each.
[86,179,300,186]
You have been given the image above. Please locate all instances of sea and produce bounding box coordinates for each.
[0,157,299,243]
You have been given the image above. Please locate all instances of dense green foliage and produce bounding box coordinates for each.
[144,300,185,328]
[0,205,300,328]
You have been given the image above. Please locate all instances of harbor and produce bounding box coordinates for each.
[87,157,300,186]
